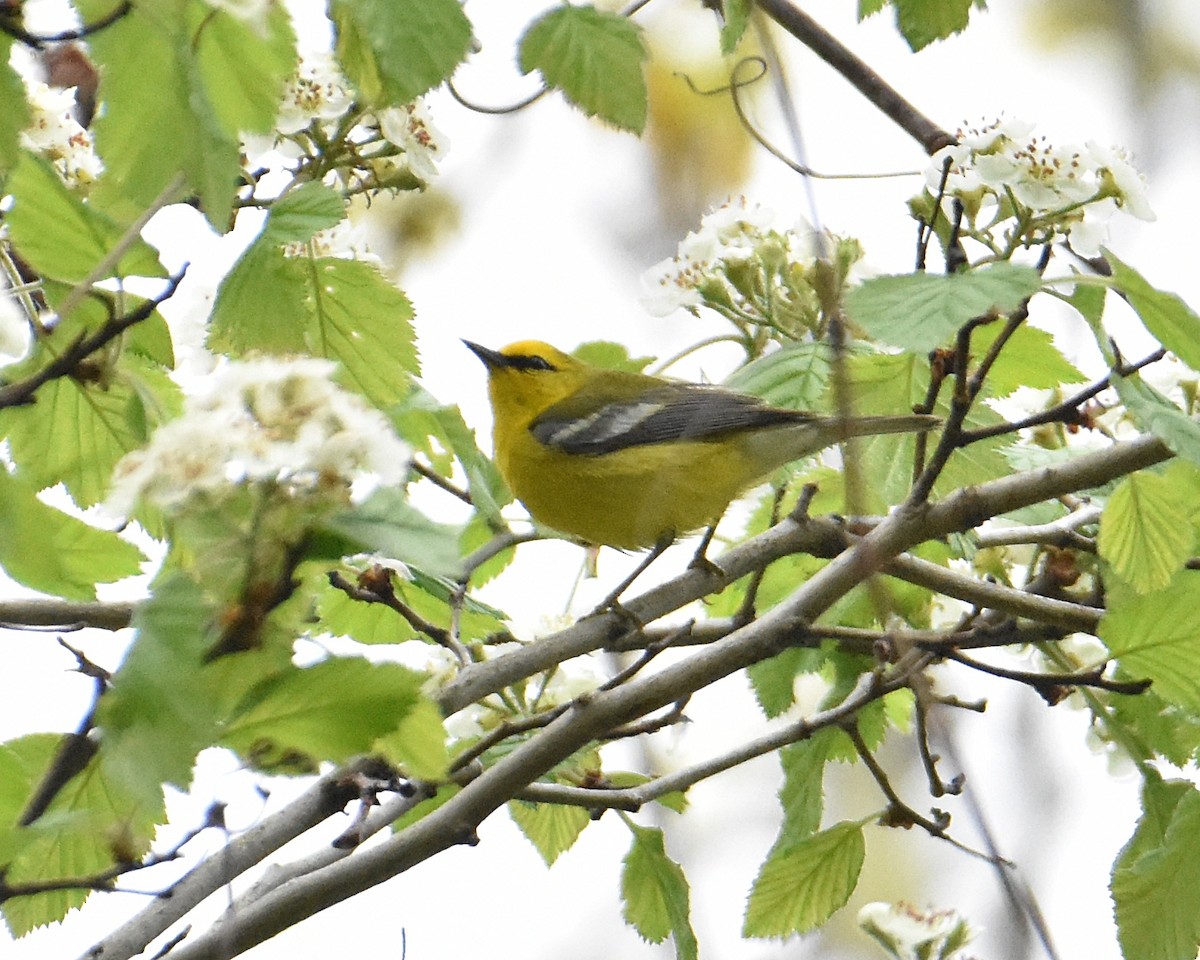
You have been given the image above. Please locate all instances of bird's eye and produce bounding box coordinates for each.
[510,354,556,372]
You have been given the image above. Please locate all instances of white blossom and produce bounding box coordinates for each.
[20,81,102,189]
[925,117,1154,254]
[276,53,354,136]
[858,902,975,960]
[376,100,449,180]
[106,356,409,517]
[641,197,788,316]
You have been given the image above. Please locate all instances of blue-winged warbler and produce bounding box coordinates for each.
[465,340,938,551]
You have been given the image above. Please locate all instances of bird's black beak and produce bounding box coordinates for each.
[462,339,505,370]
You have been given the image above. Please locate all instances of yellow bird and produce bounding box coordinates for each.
[465,340,938,553]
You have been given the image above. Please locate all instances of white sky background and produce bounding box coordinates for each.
[5,1,1200,958]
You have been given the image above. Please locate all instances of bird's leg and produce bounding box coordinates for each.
[586,536,671,621]
[687,521,726,580]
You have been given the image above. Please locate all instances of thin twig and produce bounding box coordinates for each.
[0,267,187,410]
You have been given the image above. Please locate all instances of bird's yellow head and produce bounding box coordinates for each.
[463,339,588,427]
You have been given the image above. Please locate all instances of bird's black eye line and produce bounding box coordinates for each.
[505,354,556,372]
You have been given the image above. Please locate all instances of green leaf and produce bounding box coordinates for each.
[0,46,29,174]
[318,488,465,580]
[0,734,162,936]
[893,0,977,50]
[719,0,752,53]
[747,644,829,717]
[221,658,425,771]
[621,825,699,960]
[1099,471,1195,594]
[193,2,297,136]
[5,151,165,283]
[0,471,144,600]
[1113,372,1200,465]
[373,697,450,781]
[1112,780,1200,960]
[97,574,224,809]
[330,0,472,107]
[572,340,654,373]
[212,234,419,407]
[724,342,832,409]
[844,264,1042,354]
[508,800,590,866]
[1101,571,1200,712]
[0,353,180,506]
[1107,685,1200,768]
[262,181,347,244]
[75,0,242,229]
[743,820,865,938]
[778,729,835,844]
[973,322,1084,395]
[309,258,420,406]
[1107,251,1200,373]
[519,5,648,133]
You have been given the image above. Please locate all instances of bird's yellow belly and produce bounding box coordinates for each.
[500,438,753,550]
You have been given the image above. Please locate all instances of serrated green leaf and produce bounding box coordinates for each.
[973,322,1084,395]
[845,264,1042,354]
[778,729,835,843]
[0,472,144,600]
[519,5,648,133]
[262,182,347,244]
[1113,373,1200,465]
[213,240,418,406]
[209,243,309,354]
[5,151,165,283]
[1101,571,1200,712]
[1107,251,1200,374]
[1107,685,1200,768]
[193,2,297,136]
[508,800,590,866]
[724,342,832,409]
[0,734,162,936]
[97,574,226,809]
[1112,780,1200,960]
[373,696,449,781]
[319,488,465,580]
[306,257,419,406]
[857,0,889,17]
[1099,471,1195,594]
[747,644,829,717]
[743,820,865,938]
[221,658,424,771]
[0,354,180,506]
[572,340,654,373]
[719,0,752,53]
[76,0,241,230]
[893,0,977,50]
[621,825,698,960]
[330,0,472,107]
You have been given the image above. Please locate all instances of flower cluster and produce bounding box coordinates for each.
[641,197,860,341]
[106,356,410,517]
[923,117,1154,257]
[253,53,449,190]
[858,902,976,960]
[20,81,103,190]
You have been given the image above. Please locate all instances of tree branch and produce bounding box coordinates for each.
[753,0,955,154]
